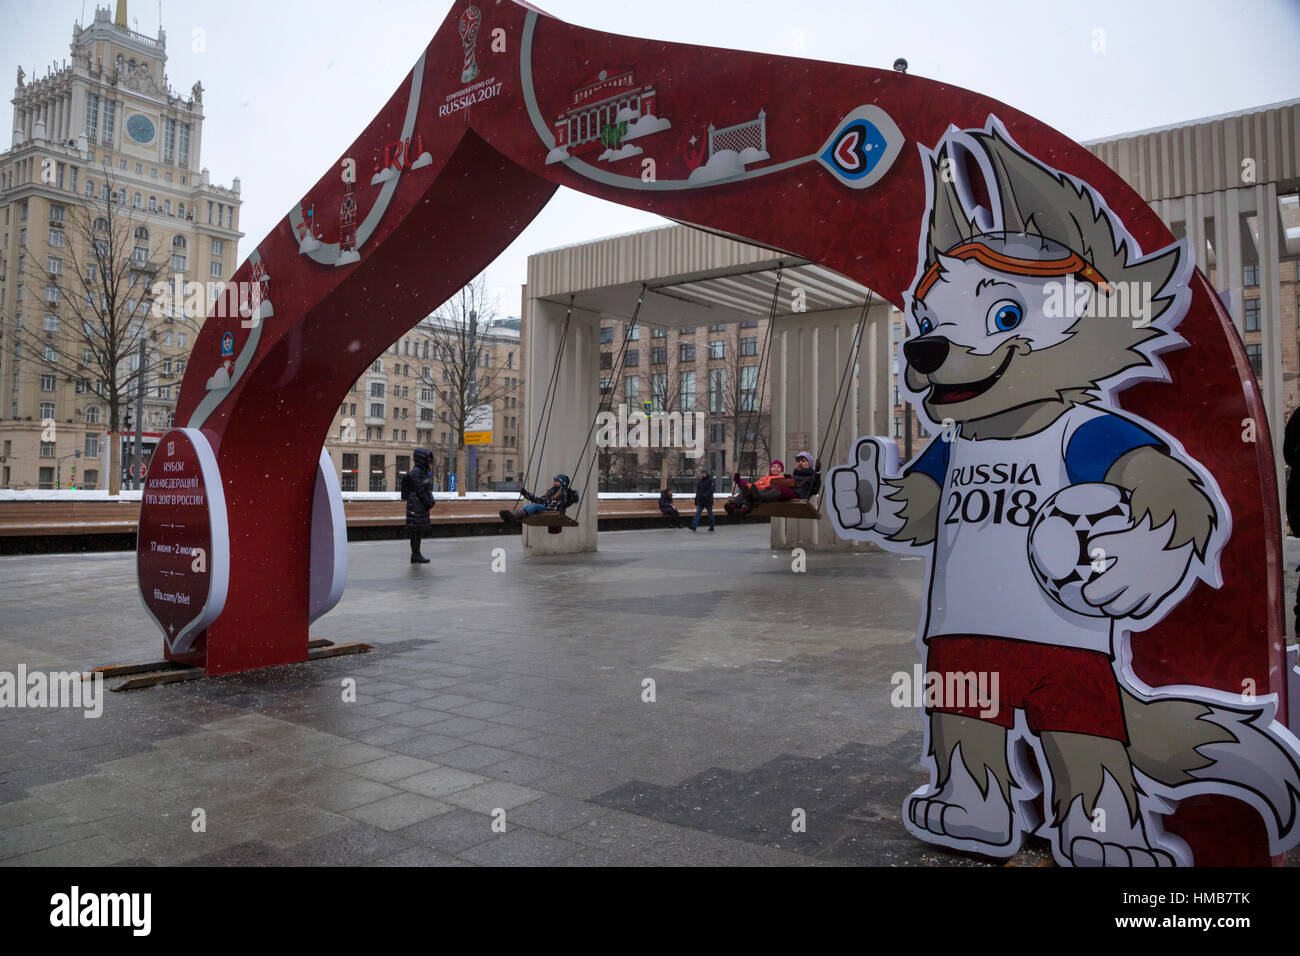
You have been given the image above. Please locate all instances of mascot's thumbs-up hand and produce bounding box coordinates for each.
[831,437,901,533]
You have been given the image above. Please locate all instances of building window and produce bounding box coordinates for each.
[39,467,54,489]
[40,373,56,391]
[679,327,695,335]
[600,377,612,394]
[599,327,613,344]
[40,441,55,458]
[370,382,385,398]
[43,314,60,332]
[341,453,358,492]
[708,340,725,360]
[625,376,639,403]
[680,370,696,411]
[600,352,613,370]
[1244,299,1260,333]
[709,368,726,413]
[1246,344,1263,378]
[210,261,223,278]
[740,336,758,356]
[679,344,696,362]
[651,327,666,338]
[211,239,224,256]
[650,373,666,411]
[369,454,386,491]
[85,405,101,424]
[369,402,384,418]
[1244,264,1259,287]
[740,366,759,411]
[85,94,100,140]
[85,433,100,457]
[651,346,667,365]
[626,326,639,341]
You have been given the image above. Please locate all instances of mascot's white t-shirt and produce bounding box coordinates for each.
[906,403,1163,652]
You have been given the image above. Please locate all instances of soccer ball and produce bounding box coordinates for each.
[1027,483,1133,617]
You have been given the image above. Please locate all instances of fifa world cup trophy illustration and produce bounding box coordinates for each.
[459,6,482,84]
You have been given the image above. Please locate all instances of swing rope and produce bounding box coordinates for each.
[575,284,648,500]
[813,289,874,516]
[738,267,783,478]
[516,295,573,507]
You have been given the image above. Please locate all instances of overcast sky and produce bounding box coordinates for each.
[5,0,1298,316]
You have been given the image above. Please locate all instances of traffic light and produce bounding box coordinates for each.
[69,464,76,489]
[124,407,133,432]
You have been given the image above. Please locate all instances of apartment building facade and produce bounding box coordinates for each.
[323,316,524,493]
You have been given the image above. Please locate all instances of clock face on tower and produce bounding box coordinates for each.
[126,114,156,145]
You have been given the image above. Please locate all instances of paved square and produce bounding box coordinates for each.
[0,524,1035,866]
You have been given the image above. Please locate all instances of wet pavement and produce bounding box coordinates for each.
[4,527,1290,866]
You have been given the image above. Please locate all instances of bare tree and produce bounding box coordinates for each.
[421,274,520,492]
[646,356,692,488]
[713,328,770,478]
[9,171,189,493]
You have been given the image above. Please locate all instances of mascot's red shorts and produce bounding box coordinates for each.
[924,635,1128,743]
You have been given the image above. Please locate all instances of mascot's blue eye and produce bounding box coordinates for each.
[918,317,934,335]
[987,300,1023,333]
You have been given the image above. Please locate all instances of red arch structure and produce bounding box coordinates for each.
[136,1,1286,864]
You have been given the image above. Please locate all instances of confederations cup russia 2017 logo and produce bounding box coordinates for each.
[459,6,481,84]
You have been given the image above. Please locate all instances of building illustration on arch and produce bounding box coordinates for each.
[548,68,665,163]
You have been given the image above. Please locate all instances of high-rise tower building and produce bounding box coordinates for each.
[0,3,242,490]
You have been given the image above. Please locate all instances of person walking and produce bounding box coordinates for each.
[691,468,715,533]
[402,447,436,563]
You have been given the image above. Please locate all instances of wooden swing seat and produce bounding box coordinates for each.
[521,511,579,530]
[750,495,821,520]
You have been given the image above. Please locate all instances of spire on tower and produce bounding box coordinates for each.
[115,0,127,28]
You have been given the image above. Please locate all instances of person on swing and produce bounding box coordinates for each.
[500,473,577,525]
[726,453,819,517]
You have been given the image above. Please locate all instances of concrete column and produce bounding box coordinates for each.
[770,304,887,551]
[1183,194,1205,272]
[1254,181,1285,517]
[521,297,599,555]
[860,305,891,439]
[1224,188,1245,334]
[70,86,86,144]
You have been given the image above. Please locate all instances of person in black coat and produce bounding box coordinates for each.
[1285,408,1300,634]
[691,468,715,532]
[659,487,683,528]
[402,447,436,563]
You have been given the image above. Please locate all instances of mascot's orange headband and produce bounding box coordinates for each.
[915,241,1111,300]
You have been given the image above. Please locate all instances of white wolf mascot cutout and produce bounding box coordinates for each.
[829,118,1300,867]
